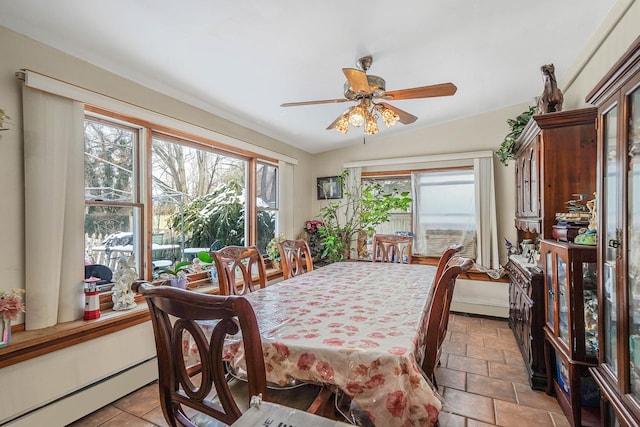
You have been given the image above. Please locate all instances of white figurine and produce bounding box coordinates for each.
[111,255,137,311]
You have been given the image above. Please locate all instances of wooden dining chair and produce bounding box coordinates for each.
[434,244,464,284]
[133,281,333,426]
[371,234,412,263]
[421,256,473,388]
[277,239,314,279]
[212,245,267,296]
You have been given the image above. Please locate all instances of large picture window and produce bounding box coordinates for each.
[362,169,477,259]
[84,114,278,284]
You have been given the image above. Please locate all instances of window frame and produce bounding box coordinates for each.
[84,105,279,284]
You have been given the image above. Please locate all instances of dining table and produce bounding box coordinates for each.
[188,261,443,427]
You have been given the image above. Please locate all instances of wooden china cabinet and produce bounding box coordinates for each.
[507,107,597,390]
[540,239,599,426]
[586,36,640,427]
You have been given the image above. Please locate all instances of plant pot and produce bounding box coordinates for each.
[272,260,281,271]
[170,277,188,289]
[0,319,11,348]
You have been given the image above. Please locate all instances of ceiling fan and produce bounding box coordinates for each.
[281,55,457,135]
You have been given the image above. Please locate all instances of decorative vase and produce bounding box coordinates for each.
[272,260,281,271]
[0,319,11,348]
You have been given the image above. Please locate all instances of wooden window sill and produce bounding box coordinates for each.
[0,268,283,369]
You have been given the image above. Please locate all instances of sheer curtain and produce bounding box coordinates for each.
[23,87,85,329]
[474,156,501,273]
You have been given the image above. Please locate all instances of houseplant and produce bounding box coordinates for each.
[318,170,411,262]
[496,106,535,165]
[266,233,286,270]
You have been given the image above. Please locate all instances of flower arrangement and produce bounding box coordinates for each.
[304,219,324,234]
[266,233,286,261]
[0,289,25,321]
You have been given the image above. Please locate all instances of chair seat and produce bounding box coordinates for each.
[189,377,327,426]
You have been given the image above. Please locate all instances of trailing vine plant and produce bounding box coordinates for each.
[496,106,535,165]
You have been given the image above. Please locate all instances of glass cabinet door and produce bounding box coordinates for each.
[546,250,555,328]
[627,86,640,400]
[583,260,598,357]
[557,254,569,346]
[603,105,619,375]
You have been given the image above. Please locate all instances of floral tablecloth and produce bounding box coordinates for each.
[193,262,442,426]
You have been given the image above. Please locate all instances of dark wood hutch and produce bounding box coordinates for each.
[507,107,597,390]
[586,36,640,427]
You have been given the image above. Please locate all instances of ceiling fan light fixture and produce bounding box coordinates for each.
[364,115,379,135]
[335,115,350,134]
[380,106,400,128]
[348,104,366,127]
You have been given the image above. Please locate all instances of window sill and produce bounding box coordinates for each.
[0,268,283,369]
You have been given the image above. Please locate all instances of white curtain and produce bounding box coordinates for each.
[474,156,501,271]
[23,87,85,329]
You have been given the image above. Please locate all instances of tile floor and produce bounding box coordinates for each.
[68,313,569,427]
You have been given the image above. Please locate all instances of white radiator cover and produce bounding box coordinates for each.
[0,321,158,426]
[450,278,509,318]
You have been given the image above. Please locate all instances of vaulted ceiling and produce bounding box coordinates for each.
[0,0,617,153]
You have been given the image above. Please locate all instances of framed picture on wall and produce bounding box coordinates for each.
[317,176,342,200]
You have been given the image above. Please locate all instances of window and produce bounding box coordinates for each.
[412,168,476,258]
[151,133,247,268]
[256,161,278,254]
[362,168,477,259]
[84,114,277,283]
[84,118,143,278]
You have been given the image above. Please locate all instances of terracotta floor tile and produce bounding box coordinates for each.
[436,367,466,391]
[488,361,530,384]
[466,324,500,337]
[494,399,556,427]
[447,355,489,376]
[443,388,495,424]
[439,412,466,427]
[452,314,483,327]
[140,405,170,426]
[550,411,572,427]
[467,419,496,427]
[450,331,486,347]
[467,373,516,403]
[502,349,526,367]
[449,321,468,333]
[480,318,511,330]
[113,383,161,417]
[67,405,123,426]
[99,411,156,427]
[466,346,506,363]
[441,340,467,356]
[483,335,520,352]
[513,382,564,413]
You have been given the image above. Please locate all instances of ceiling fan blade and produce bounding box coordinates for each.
[326,106,355,130]
[342,68,371,94]
[383,82,457,100]
[281,98,350,107]
[378,102,418,124]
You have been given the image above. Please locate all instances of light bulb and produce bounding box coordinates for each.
[381,108,399,127]
[348,106,365,127]
[335,115,349,134]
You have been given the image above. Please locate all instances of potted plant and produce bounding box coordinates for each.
[318,170,412,262]
[496,106,535,165]
[156,261,192,288]
[266,233,286,270]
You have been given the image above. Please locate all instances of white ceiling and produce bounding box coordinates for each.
[0,0,617,153]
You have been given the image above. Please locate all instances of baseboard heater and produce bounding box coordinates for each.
[2,357,158,427]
